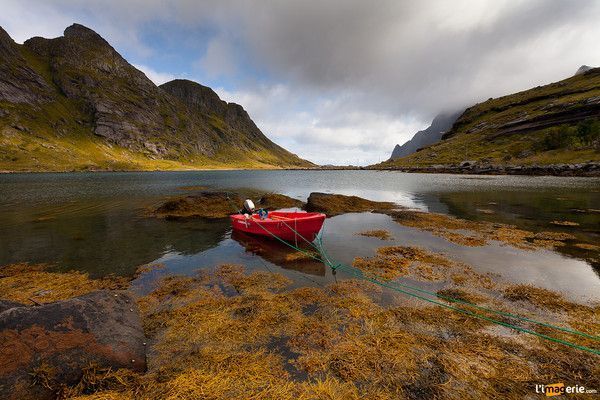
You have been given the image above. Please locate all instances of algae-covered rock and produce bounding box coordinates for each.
[304,192,396,216]
[0,263,130,305]
[151,191,303,219]
[257,193,304,210]
[151,191,240,219]
[0,290,146,400]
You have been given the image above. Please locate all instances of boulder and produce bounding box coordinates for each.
[0,290,146,400]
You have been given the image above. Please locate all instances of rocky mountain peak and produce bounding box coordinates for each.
[389,110,463,160]
[160,79,225,114]
[575,65,594,76]
[64,23,106,42]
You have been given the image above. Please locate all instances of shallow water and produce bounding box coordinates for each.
[0,171,598,301]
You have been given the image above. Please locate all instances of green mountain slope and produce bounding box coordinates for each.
[377,68,600,170]
[0,24,312,172]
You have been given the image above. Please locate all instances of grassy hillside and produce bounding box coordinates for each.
[0,24,312,172]
[377,68,600,168]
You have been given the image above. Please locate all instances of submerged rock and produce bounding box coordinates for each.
[0,290,146,400]
[304,192,396,216]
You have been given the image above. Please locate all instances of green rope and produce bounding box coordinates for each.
[313,223,599,342]
[251,217,600,355]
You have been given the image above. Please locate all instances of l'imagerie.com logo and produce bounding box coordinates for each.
[535,383,597,396]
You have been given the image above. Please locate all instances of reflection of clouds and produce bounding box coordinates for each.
[457,243,599,303]
[323,213,600,302]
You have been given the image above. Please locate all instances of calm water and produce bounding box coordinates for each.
[1,171,599,302]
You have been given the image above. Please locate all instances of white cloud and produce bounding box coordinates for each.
[215,85,424,165]
[195,36,237,79]
[132,64,181,85]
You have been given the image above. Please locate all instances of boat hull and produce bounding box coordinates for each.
[230,211,326,242]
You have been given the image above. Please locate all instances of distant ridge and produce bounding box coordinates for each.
[389,111,462,160]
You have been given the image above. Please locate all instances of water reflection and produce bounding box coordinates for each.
[435,190,600,273]
[231,231,326,276]
[1,171,599,301]
[0,206,230,277]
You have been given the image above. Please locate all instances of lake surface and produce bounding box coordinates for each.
[1,170,599,302]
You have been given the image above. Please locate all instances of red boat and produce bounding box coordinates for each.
[230,211,326,242]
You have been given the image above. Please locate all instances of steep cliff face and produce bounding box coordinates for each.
[389,111,462,160]
[160,79,295,161]
[0,27,53,105]
[0,24,311,171]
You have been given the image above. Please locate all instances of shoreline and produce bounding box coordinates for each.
[369,161,600,177]
[3,162,600,176]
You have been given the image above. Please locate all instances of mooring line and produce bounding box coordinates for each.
[251,218,599,355]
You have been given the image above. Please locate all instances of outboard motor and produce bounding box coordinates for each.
[241,199,256,215]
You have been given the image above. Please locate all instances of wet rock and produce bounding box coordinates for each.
[304,192,396,216]
[151,191,304,219]
[151,191,241,219]
[257,193,303,210]
[0,290,146,400]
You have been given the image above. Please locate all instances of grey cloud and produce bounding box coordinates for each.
[2,0,599,164]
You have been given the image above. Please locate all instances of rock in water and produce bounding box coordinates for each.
[0,290,146,400]
[304,192,396,216]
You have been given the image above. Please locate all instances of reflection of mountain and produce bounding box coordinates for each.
[232,231,325,276]
[435,190,600,275]
[0,207,230,277]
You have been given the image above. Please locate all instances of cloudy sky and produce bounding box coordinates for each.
[2,0,600,165]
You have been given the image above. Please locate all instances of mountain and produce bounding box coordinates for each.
[376,68,600,170]
[575,65,594,76]
[0,24,312,171]
[389,111,462,160]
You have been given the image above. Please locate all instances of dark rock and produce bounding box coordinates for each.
[10,124,29,132]
[0,290,146,400]
[0,300,25,313]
